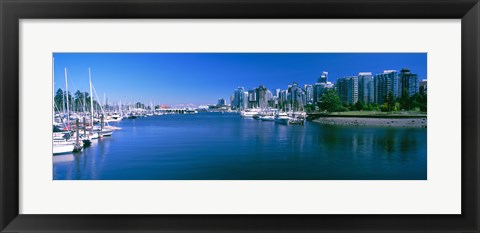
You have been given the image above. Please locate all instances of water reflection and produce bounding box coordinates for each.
[53,113,427,180]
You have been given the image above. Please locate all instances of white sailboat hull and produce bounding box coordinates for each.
[53,143,74,155]
[260,116,275,121]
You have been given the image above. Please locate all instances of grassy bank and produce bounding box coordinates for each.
[307,111,427,120]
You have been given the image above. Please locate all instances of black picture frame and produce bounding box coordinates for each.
[1,0,479,232]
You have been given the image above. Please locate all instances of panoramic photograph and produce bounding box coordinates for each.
[52,53,427,180]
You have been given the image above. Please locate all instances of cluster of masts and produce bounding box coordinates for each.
[52,62,200,155]
[52,65,122,155]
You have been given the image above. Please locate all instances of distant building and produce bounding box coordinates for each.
[337,76,358,105]
[313,82,334,105]
[358,72,374,104]
[374,70,400,104]
[420,79,427,92]
[304,84,313,104]
[232,87,245,110]
[313,82,326,105]
[243,92,249,109]
[288,82,306,111]
[325,82,334,89]
[255,85,268,109]
[318,71,328,83]
[217,98,226,106]
[273,88,281,98]
[400,68,420,97]
[278,89,289,111]
[248,89,257,108]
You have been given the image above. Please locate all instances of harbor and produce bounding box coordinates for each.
[52,53,427,180]
[53,112,427,180]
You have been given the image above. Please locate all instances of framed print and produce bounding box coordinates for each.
[1,0,479,232]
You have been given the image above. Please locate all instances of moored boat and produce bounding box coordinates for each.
[53,142,75,155]
[275,112,290,125]
[241,109,259,118]
[289,116,306,125]
[260,115,275,121]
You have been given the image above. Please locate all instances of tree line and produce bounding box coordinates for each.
[54,88,155,113]
[54,88,101,113]
[313,86,427,113]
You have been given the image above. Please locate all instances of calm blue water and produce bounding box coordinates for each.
[53,112,427,180]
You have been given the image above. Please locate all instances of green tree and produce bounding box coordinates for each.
[54,88,64,112]
[304,103,315,113]
[74,90,83,112]
[318,89,342,112]
[399,89,411,110]
[367,103,374,111]
[386,91,395,112]
[354,100,365,111]
[418,86,427,112]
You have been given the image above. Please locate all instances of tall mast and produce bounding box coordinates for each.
[89,68,94,130]
[64,68,70,129]
[103,93,106,111]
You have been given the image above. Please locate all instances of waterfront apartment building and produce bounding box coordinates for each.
[374,70,400,104]
[337,76,358,105]
[400,68,420,97]
[358,72,374,104]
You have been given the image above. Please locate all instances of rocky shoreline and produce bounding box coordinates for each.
[312,117,427,127]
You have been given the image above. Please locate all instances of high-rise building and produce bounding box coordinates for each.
[266,89,274,107]
[400,68,420,97]
[337,76,358,105]
[374,70,400,104]
[288,82,305,111]
[358,72,374,104]
[248,89,257,108]
[273,88,281,98]
[313,82,335,105]
[304,84,313,104]
[232,87,245,110]
[318,71,328,83]
[243,92,249,109]
[313,82,326,105]
[279,89,289,111]
[255,85,268,109]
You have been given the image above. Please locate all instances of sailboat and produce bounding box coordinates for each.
[88,68,115,137]
[52,125,76,155]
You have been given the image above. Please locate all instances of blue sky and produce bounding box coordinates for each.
[53,53,427,106]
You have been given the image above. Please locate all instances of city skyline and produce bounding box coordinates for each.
[53,53,427,106]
